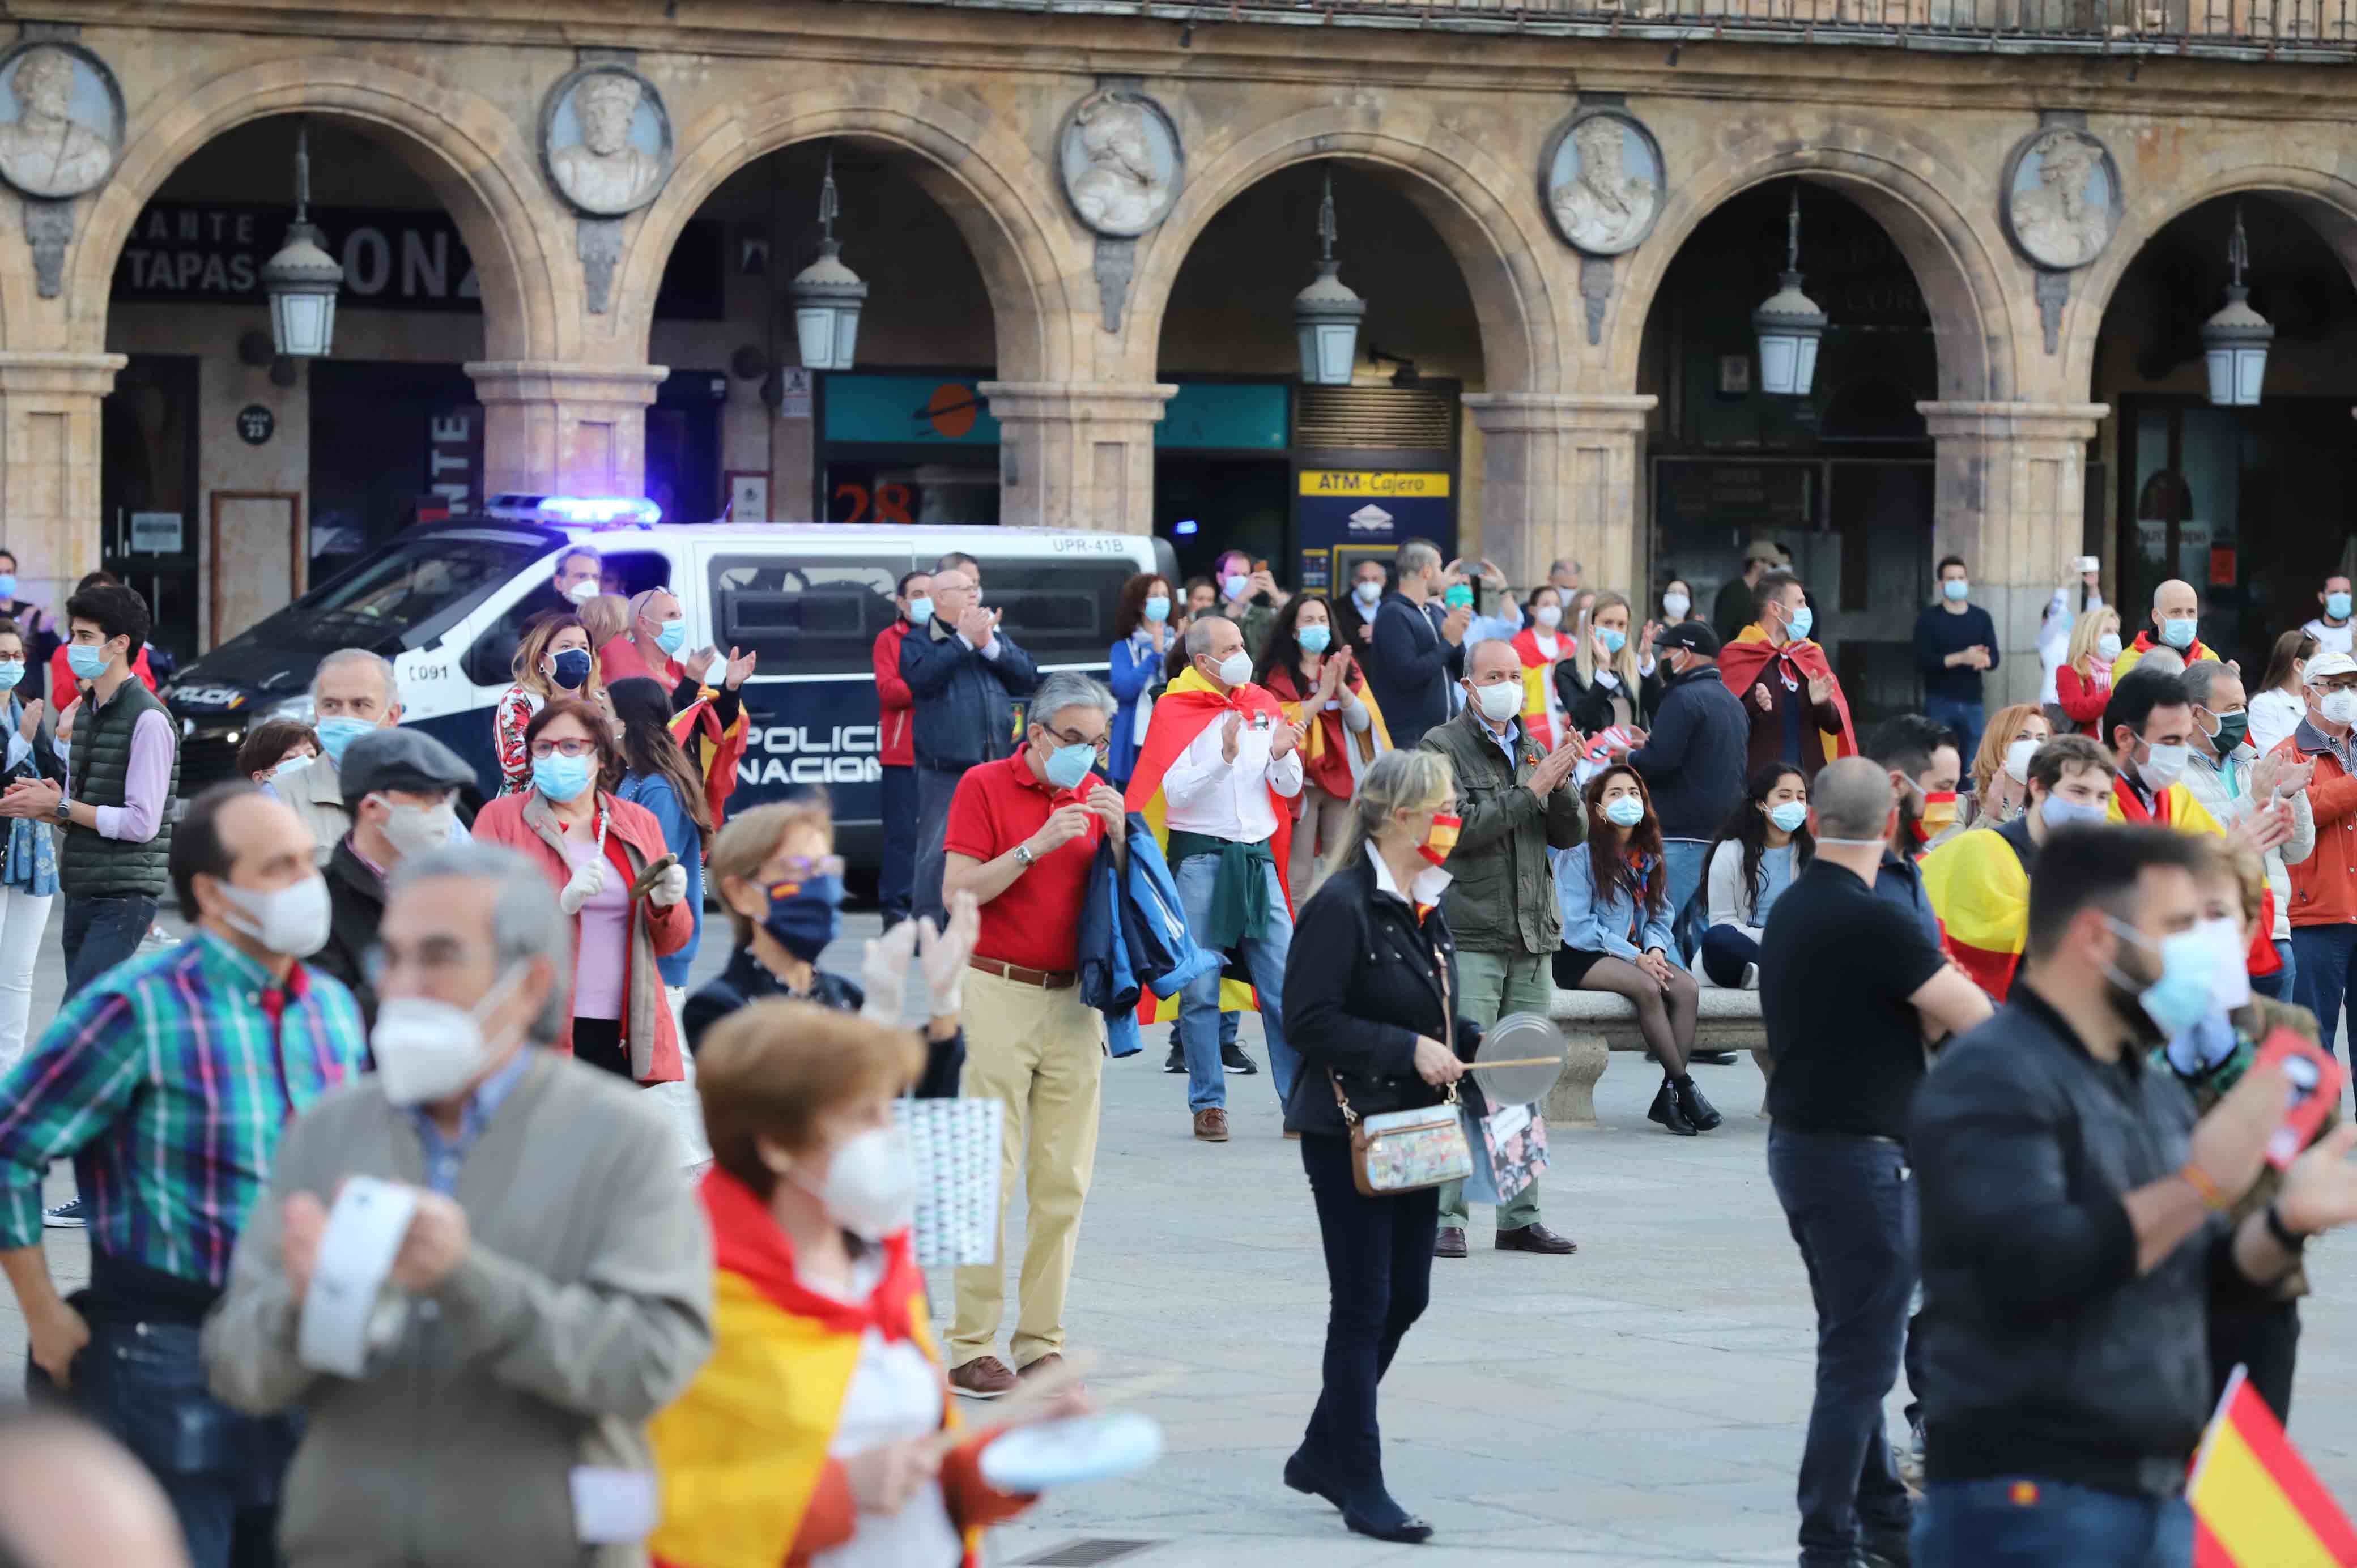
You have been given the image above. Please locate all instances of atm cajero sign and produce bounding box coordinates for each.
[1299,471,1452,498]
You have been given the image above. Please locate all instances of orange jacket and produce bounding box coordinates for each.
[2277,724,2357,930]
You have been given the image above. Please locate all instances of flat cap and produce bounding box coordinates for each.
[338,726,475,804]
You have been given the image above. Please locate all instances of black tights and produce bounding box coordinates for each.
[1579,956,1700,1076]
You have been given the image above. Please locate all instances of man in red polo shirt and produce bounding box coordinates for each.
[939,671,1126,1399]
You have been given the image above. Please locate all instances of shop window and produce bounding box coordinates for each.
[708,554,908,677]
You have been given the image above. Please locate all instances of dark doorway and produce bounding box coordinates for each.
[1155,455,1290,588]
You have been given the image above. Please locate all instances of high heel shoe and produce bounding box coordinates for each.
[1673,1074,1724,1132]
[1283,1447,1345,1512]
[1648,1081,1698,1136]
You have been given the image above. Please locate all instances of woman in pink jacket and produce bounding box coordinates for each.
[472,696,694,1084]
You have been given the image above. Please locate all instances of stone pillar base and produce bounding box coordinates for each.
[1462,393,1657,597]
[1543,1030,1611,1130]
[980,381,1175,534]
[0,352,125,612]
[466,361,670,501]
[1917,401,2110,710]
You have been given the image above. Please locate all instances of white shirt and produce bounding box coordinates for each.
[1162,698,1304,843]
[1366,842,1453,907]
[2249,688,2308,760]
[2304,617,2355,658]
[2040,585,2103,703]
[808,1259,961,1568]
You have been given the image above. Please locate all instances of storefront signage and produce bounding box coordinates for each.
[130,512,182,554]
[1155,382,1287,451]
[823,375,1002,447]
[426,406,485,514]
[236,404,274,445]
[1297,470,1452,498]
[111,201,724,319]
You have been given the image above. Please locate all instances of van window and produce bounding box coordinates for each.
[461,547,677,687]
[708,553,911,676]
[978,560,1129,667]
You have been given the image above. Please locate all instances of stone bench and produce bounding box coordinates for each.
[1542,986,1771,1128]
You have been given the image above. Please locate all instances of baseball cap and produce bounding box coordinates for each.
[1744,539,1785,566]
[339,727,475,804]
[1657,621,1722,658]
[2305,651,2357,685]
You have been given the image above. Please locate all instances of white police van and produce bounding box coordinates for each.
[162,498,1173,873]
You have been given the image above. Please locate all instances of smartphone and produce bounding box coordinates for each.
[1253,559,1270,574]
[629,852,681,901]
[2257,1028,2346,1169]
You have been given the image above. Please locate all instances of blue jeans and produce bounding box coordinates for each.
[879,764,918,927]
[32,1317,299,1568]
[1663,838,1710,964]
[1175,851,1299,1113]
[62,893,158,999]
[1926,696,1985,776]
[2253,937,2298,1004]
[1700,924,1759,988]
[1915,1479,2192,1568]
[2290,922,2357,1060]
[1768,1126,1917,1566]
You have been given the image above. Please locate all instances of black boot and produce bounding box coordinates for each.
[1673,1073,1724,1132]
[1647,1081,1697,1136]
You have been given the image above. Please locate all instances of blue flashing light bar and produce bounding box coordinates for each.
[484,493,663,527]
[1174,518,1199,536]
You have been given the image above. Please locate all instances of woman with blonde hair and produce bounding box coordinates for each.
[1282,747,1477,1544]
[1968,702,2053,825]
[575,591,632,662]
[493,612,607,793]
[1554,590,1653,736]
[2054,603,2120,737]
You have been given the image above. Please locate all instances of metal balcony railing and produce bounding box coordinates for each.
[870,0,2357,59]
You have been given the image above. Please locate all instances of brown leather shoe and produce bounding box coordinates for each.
[947,1356,1019,1399]
[1194,1108,1229,1141]
[1496,1223,1577,1255]
[1433,1226,1467,1259]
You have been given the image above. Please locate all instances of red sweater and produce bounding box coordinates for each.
[2055,663,2110,737]
[873,620,915,768]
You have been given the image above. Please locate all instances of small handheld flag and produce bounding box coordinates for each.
[2190,1366,2357,1566]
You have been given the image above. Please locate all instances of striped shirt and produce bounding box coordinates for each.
[0,930,369,1285]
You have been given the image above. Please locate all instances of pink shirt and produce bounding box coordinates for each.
[564,837,629,1019]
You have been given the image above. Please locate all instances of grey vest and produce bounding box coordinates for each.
[62,677,176,899]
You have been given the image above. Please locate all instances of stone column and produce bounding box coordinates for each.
[0,352,125,608]
[1917,401,2109,709]
[979,381,1176,534]
[1461,393,1658,595]
[466,361,669,500]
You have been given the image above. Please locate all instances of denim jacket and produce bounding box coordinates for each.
[1553,842,1679,961]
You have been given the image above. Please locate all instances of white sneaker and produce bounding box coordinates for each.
[1742,962,1760,990]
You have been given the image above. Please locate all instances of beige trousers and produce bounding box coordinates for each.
[1288,779,1356,902]
[948,969,1106,1368]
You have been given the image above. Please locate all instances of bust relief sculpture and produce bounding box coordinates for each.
[1058,90,1182,238]
[1544,110,1664,257]
[2005,129,2118,271]
[543,67,672,217]
[0,44,120,200]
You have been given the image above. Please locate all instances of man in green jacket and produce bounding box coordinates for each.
[1417,638,1586,1258]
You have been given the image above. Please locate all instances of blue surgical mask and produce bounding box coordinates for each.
[906,596,934,626]
[1784,604,1814,642]
[1767,800,1809,833]
[274,754,314,782]
[1299,624,1331,655]
[0,574,18,600]
[763,874,844,964]
[532,751,594,802]
[1222,574,1251,603]
[0,661,24,693]
[1603,795,1647,828]
[1352,582,1382,608]
[2104,917,2217,1041]
[1042,740,1097,792]
[66,643,108,682]
[314,715,376,766]
[548,648,593,691]
[1942,578,1970,602]
[654,617,689,655]
[2331,591,2353,621]
[2160,617,2197,650]
[1597,627,1627,656]
[2040,795,2108,833]
[1143,596,1171,624]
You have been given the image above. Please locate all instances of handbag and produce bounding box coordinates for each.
[1330,926,1473,1198]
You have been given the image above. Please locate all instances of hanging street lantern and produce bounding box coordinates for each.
[1294,171,1365,386]
[1751,184,1828,398]
[260,122,343,359]
[790,149,868,372]
[2202,204,2273,408]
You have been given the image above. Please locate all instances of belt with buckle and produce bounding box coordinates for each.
[968,957,1078,990]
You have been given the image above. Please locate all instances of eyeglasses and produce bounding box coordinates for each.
[763,855,845,894]
[529,738,600,760]
[362,943,496,984]
[1042,722,1111,757]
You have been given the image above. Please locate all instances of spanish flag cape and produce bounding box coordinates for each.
[1123,665,1295,1022]
[647,1171,1025,1568]
[1718,626,1858,766]
[2114,628,2223,684]
[1919,823,2033,999]
[597,634,750,829]
[1261,659,1393,794]
[1509,624,1575,752]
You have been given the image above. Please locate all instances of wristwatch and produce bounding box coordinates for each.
[1013,845,1036,869]
[50,795,69,824]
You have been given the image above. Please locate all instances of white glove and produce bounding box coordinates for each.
[648,861,689,908]
[559,855,606,917]
[857,917,922,1026]
[920,890,981,1017]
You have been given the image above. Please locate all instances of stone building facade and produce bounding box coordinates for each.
[6,0,2357,697]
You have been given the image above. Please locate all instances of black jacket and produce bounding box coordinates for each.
[1626,663,1751,841]
[314,838,384,1026]
[1280,847,1483,1139]
[1365,593,1461,748]
[684,945,964,1098]
[899,619,1039,772]
[1910,984,2272,1497]
[1552,659,1662,738]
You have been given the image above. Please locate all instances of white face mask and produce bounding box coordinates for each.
[1534,605,1563,630]
[1352,581,1382,608]
[2198,914,2252,1012]
[1473,680,1522,722]
[794,1127,919,1242]
[215,874,333,958]
[1663,592,1691,620]
[1213,650,1254,689]
[564,579,599,606]
[374,798,456,860]
[2322,689,2357,727]
[2139,740,2192,790]
[2003,737,2040,785]
[370,965,526,1107]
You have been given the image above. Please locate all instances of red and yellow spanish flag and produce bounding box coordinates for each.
[2191,1367,2357,1567]
[1718,627,1857,768]
[673,689,748,830]
[1917,827,2031,1000]
[1122,665,1295,1024]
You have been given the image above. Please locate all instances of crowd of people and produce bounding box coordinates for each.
[0,534,2355,1568]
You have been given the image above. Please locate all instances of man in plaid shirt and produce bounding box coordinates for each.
[0,782,367,1567]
